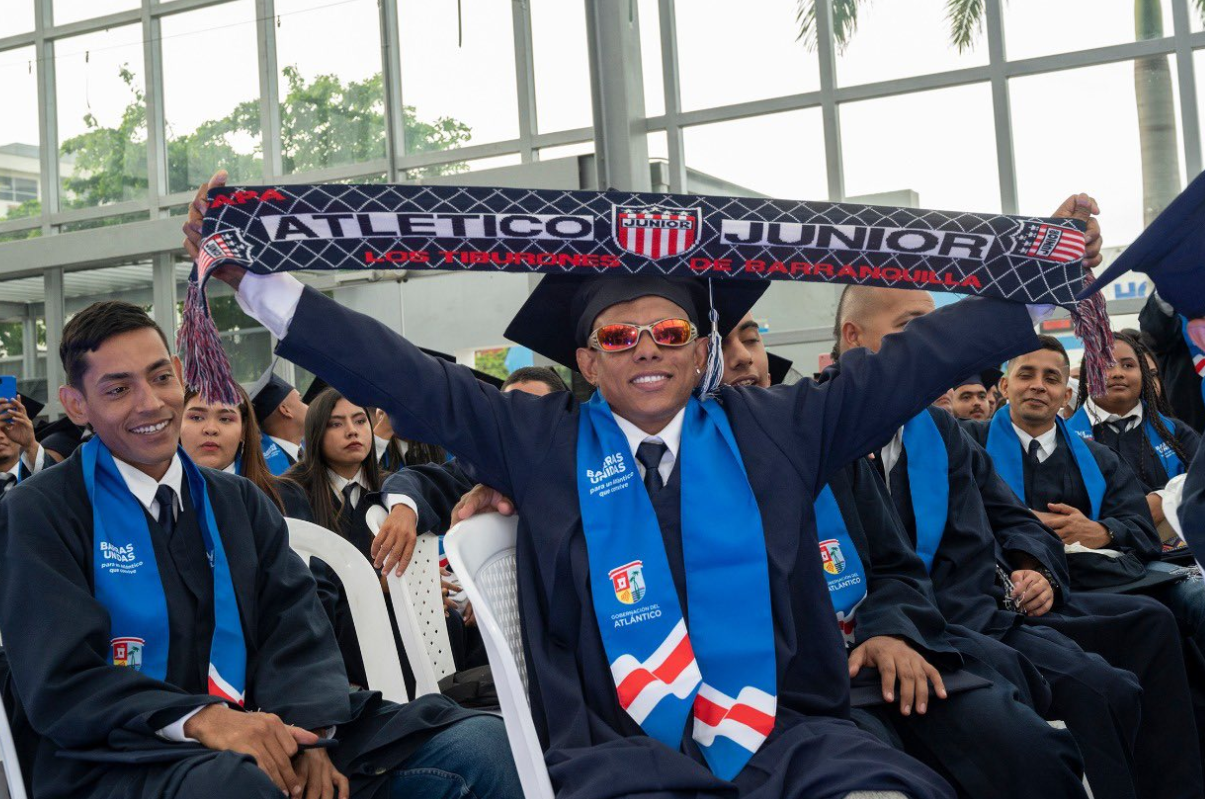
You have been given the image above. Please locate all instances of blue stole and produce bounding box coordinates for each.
[577,393,775,781]
[84,439,248,705]
[1066,403,1185,481]
[259,431,292,476]
[814,485,868,644]
[900,412,949,573]
[986,412,1105,520]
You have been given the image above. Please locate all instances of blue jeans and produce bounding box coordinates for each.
[1153,576,1205,653]
[389,715,523,799]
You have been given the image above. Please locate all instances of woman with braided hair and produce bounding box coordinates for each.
[1071,332,1199,502]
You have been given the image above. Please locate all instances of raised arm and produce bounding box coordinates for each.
[381,459,477,536]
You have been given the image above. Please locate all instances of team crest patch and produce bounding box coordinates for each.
[111,637,145,670]
[612,204,701,260]
[197,229,256,278]
[819,539,846,575]
[609,560,647,605]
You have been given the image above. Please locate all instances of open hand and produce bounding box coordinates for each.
[371,503,418,577]
[848,635,947,715]
[451,484,515,523]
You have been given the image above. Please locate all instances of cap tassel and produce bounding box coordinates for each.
[178,270,239,405]
[697,279,725,398]
[1069,267,1115,399]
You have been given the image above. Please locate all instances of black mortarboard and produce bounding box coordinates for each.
[505,274,769,371]
[12,393,45,419]
[247,362,296,425]
[953,367,1003,391]
[36,416,85,457]
[417,348,507,390]
[767,352,795,386]
[1081,170,1205,317]
[301,375,330,406]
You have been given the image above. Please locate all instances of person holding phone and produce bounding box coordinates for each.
[0,383,48,492]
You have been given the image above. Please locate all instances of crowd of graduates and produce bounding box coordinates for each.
[0,169,1201,799]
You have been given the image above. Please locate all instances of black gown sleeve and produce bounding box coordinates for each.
[1140,294,1205,434]
[380,459,477,535]
[1092,447,1163,562]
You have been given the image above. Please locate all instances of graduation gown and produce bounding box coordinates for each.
[380,459,477,536]
[1141,293,1205,434]
[831,458,1086,798]
[1087,412,1200,494]
[1183,443,1205,550]
[273,285,1048,799]
[886,409,1144,799]
[0,452,480,799]
[958,421,1205,799]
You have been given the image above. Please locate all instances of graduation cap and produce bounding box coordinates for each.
[505,274,768,373]
[1081,170,1205,318]
[246,361,296,425]
[953,367,1003,391]
[417,348,507,390]
[36,415,86,458]
[766,352,796,387]
[11,393,44,419]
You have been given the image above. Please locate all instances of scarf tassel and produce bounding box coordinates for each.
[1069,267,1115,399]
[178,276,240,406]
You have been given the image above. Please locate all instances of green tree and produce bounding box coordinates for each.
[795,0,1189,225]
[5,64,473,222]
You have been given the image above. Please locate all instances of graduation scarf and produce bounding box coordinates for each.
[184,184,1113,404]
[985,411,1105,520]
[1066,403,1185,481]
[577,393,775,781]
[84,439,247,705]
[901,412,950,572]
[258,431,292,476]
[814,484,868,645]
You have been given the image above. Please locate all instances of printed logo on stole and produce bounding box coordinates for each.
[100,541,137,565]
[587,451,628,484]
[611,204,701,260]
[111,637,146,670]
[819,539,846,575]
[609,560,647,605]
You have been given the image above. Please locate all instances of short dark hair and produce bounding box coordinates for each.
[501,366,569,393]
[1028,334,1071,376]
[60,301,170,388]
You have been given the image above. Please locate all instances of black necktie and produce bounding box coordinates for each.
[1023,439,1041,507]
[342,481,359,511]
[1109,415,1138,434]
[1027,439,1042,463]
[155,484,177,539]
[636,441,668,495]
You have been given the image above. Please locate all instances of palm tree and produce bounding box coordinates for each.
[795,0,1188,225]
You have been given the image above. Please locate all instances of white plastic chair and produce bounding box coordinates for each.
[366,505,457,697]
[444,513,554,799]
[286,518,409,704]
[0,693,26,799]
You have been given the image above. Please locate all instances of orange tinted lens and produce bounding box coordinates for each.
[651,318,693,346]
[595,324,640,350]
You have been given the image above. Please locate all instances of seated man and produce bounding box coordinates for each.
[0,300,521,799]
[247,364,307,471]
[948,370,1001,422]
[725,315,1087,797]
[833,285,1154,799]
[0,394,48,490]
[963,337,1205,647]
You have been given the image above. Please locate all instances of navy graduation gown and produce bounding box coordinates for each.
[887,409,1144,799]
[1089,412,1200,493]
[380,459,476,536]
[1141,294,1205,434]
[961,421,1164,567]
[1184,443,1205,551]
[273,286,1048,799]
[831,459,1087,798]
[0,453,480,799]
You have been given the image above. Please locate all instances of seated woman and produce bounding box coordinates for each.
[179,385,311,519]
[286,388,470,692]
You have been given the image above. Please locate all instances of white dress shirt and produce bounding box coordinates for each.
[329,468,370,510]
[1082,396,1143,431]
[612,409,684,486]
[221,461,237,475]
[269,435,301,463]
[0,444,45,492]
[1011,422,1060,463]
[110,456,205,742]
[878,428,905,492]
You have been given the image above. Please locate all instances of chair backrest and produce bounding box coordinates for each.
[0,692,26,799]
[285,518,408,704]
[365,506,455,697]
[444,513,554,799]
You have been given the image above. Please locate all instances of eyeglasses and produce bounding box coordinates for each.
[588,318,698,352]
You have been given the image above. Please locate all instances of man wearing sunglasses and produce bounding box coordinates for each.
[186,169,1101,798]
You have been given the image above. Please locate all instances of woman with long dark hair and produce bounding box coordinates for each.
[180,385,311,519]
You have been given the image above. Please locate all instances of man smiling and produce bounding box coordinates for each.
[0,300,520,799]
